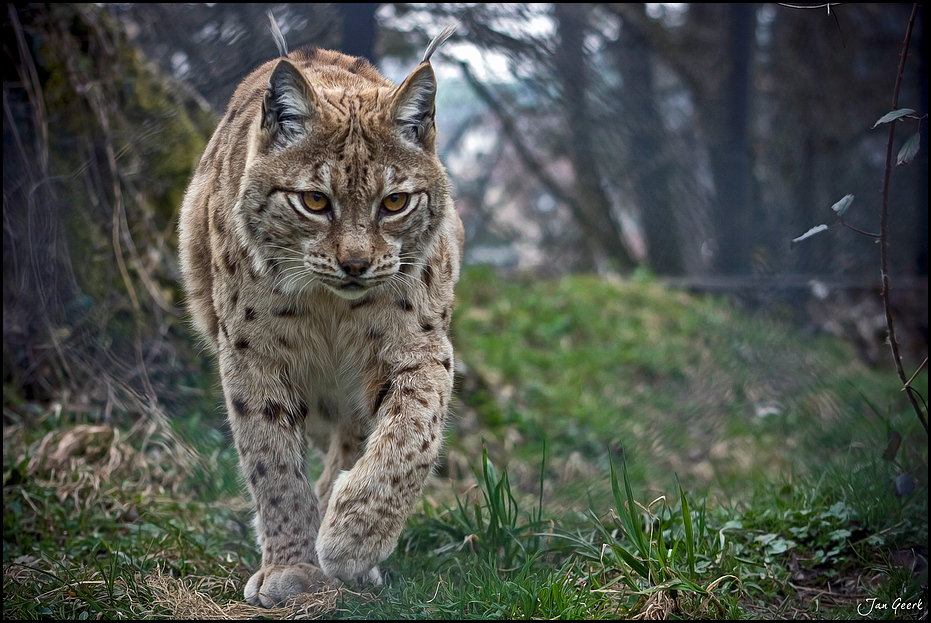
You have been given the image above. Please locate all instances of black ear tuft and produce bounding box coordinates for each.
[261,60,316,145]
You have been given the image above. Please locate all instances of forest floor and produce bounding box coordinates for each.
[3,267,927,619]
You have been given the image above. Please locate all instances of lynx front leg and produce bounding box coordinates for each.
[221,364,332,607]
[315,355,452,581]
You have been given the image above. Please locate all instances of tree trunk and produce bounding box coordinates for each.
[553,3,635,272]
[700,3,756,275]
[610,12,686,275]
[340,3,378,61]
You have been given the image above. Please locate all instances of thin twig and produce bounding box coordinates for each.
[839,220,880,238]
[903,357,928,390]
[878,3,926,434]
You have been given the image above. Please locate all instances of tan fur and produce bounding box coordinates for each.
[178,27,462,608]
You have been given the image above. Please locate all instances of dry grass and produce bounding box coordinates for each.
[147,568,326,619]
[2,408,389,619]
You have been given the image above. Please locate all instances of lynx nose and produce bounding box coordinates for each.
[339,258,370,277]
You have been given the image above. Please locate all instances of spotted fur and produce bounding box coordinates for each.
[178,26,462,608]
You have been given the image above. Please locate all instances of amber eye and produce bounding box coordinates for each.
[381,192,410,213]
[301,191,330,212]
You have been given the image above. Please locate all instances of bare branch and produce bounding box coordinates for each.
[878,3,927,434]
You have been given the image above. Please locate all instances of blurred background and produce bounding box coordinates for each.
[3,2,927,428]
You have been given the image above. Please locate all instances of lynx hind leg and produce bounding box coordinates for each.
[244,563,335,608]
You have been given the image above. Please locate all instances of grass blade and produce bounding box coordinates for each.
[676,474,696,577]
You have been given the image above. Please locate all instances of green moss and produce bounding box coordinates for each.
[31,4,215,306]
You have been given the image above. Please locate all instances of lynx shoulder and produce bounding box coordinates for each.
[178,24,462,607]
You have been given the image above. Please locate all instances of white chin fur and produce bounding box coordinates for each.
[327,284,370,300]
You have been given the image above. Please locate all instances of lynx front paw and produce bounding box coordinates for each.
[244,562,335,608]
[316,521,394,582]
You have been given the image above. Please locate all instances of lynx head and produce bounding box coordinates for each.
[235,27,456,301]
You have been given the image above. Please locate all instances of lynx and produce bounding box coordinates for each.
[178,24,462,607]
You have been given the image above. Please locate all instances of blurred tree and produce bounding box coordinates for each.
[762,3,927,280]
[94,3,928,285]
[340,3,378,60]
[3,4,216,406]
[553,3,635,272]
[617,4,760,276]
[117,4,341,111]
[704,3,756,276]
[606,5,686,275]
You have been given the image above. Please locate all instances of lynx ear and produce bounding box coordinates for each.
[390,62,437,147]
[390,24,455,147]
[261,60,317,145]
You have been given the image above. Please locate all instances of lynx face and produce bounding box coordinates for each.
[178,26,462,607]
[241,95,449,301]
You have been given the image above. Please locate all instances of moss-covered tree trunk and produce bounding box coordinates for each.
[3,4,215,409]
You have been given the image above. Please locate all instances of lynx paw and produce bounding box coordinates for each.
[353,565,383,588]
[316,513,396,582]
[244,562,335,608]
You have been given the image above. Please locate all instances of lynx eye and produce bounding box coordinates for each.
[380,192,410,213]
[300,191,330,213]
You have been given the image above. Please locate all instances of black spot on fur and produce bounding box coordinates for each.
[224,249,237,274]
[318,398,335,421]
[232,397,249,418]
[263,401,282,423]
[234,337,249,350]
[394,364,422,377]
[285,401,307,427]
[213,209,226,234]
[245,307,256,321]
[350,296,373,309]
[351,57,369,74]
[373,378,392,415]
[397,299,414,313]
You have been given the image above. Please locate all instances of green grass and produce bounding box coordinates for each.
[3,266,927,618]
[450,266,925,502]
